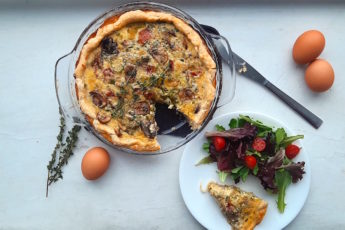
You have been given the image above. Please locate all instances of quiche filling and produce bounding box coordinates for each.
[75,11,216,151]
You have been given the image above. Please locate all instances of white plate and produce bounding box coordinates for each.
[179,112,310,230]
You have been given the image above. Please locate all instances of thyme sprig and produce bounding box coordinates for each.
[46,111,81,197]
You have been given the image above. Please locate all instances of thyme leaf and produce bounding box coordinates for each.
[46,111,81,197]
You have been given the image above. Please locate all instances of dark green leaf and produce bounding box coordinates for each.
[231,173,240,181]
[231,166,244,174]
[239,115,272,131]
[281,135,304,147]
[195,155,215,166]
[257,130,270,137]
[275,128,287,145]
[215,124,226,131]
[229,118,238,129]
[219,171,229,183]
[238,118,246,127]
[240,167,250,182]
[253,164,259,175]
[246,150,262,158]
[283,156,292,165]
[275,169,292,213]
[202,142,210,153]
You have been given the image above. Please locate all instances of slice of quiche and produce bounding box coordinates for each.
[207,182,268,230]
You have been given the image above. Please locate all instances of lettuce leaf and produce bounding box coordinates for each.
[275,169,292,213]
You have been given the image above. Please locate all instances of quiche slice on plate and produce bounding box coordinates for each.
[207,182,268,230]
[74,10,217,152]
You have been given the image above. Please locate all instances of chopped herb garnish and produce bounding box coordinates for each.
[111,98,124,118]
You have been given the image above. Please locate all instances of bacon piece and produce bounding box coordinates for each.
[103,68,113,77]
[143,91,155,100]
[133,101,150,115]
[91,56,102,70]
[105,90,115,97]
[189,70,202,77]
[138,28,152,45]
[146,65,156,74]
[168,60,174,71]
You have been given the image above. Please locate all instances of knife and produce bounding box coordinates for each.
[201,24,323,129]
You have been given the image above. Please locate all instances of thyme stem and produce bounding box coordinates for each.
[46,111,81,197]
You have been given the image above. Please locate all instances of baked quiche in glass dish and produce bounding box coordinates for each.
[55,2,236,154]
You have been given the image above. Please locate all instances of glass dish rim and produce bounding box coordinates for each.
[55,1,235,155]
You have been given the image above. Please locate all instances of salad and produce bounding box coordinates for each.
[196,115,305,213]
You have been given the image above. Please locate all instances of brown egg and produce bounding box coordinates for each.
[305,59,334,92]
[293,30,325,64]
[81,147,110,180]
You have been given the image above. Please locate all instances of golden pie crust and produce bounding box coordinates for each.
[74,10,216,151]
[208,182,268,230]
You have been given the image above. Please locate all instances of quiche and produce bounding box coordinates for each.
[74,10,217,151]
[207,182,268,230]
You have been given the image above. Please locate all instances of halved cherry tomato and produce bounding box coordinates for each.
[245,155,257,170]
[213,137,226,152]
[285,144,300,159]
[252,137,266,152]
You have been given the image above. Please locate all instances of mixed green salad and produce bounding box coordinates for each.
[196,115,305,213]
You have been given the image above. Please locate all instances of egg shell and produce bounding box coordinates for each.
[305,59,334,92]
[293,30,325,64]
[81,147,110,180]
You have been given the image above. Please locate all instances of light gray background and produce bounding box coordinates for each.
[1,1,345,229]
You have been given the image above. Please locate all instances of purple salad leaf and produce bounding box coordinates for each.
[205,123,257,139]
[279,161,305,183]
[257,149,285,192]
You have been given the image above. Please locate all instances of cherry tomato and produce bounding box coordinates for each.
[285,144,300,159]
[245,155,257,170]
[252,137,266,152]
[213,137,226,152]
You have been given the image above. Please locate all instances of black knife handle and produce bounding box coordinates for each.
[264,81,323,129]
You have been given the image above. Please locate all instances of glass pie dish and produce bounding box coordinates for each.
[55,1,236,154]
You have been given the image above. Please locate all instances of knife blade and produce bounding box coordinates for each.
[205,28,323,129]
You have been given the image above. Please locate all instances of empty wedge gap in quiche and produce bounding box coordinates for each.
[74,10,216,152]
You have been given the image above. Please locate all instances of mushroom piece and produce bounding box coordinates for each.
[194,104,200,114]
[133,101,150,115]
[149,46,168,64]
[101,37,118,55]
[90,91,107,108]
[97,111,111,124]
[178,89,194,100]
[140,120,158,138]
[124,65,137,83]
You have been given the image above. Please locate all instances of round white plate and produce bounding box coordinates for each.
[179,112,310,230]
